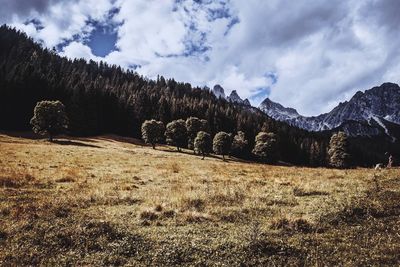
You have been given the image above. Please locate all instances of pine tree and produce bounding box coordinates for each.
[165,119,187,151]
[194,131,212,159]
[252,132,278,163]
[213,131,232,160]
[141,120,165,149]
[30,100,69,142]
[328,132,350,168]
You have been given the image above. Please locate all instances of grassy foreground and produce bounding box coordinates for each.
[0,133,399,266]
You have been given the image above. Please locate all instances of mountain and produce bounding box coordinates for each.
[259,83,400,139]
[259,98,300,121]
[212,85,250,106]
[212,84,225,98]
[227,90,251,106]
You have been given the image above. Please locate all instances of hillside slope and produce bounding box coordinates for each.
[0,133,399,266]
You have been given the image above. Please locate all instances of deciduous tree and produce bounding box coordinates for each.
[141,120,165,149]
[165,119,187,151]
[328,132,350,168]
[213,131,231,160]
[194,131,212,159]
[30,100,69,142]
[252,132,278,163]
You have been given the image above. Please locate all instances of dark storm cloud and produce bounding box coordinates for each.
[0,0,70,22]
[362,0,400,32]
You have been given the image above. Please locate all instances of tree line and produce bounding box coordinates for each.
[30,100,351,168]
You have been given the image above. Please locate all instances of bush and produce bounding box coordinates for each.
[30,100,69,141]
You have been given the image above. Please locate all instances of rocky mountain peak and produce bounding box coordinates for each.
[212,84,225,98]
[227,90,251,106]
[259,98,300,120]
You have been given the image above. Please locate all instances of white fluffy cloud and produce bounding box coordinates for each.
[4,0,400,115]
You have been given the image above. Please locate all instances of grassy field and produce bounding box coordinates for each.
[0,133,399,266]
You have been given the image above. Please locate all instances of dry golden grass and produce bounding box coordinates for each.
[0,133,399,266]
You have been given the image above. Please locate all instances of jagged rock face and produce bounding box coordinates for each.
[227,90,251,106]
[212,86,251,106]
[259,98,300,121]
[213,84,225,98]
[259,83,400,139]
[243,98,251,106]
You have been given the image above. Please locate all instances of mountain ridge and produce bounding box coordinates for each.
[259,82,400,139]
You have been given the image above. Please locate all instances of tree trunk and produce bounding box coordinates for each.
[202,152,205,160]
[152,143,155,149]
[48,133,53,142]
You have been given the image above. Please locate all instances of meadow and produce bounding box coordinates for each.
[0,133,399,266]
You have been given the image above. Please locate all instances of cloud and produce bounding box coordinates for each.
[3,0,400,115]
[61,41,101,61]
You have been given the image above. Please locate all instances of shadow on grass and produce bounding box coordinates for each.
[52,139,101,148]
[96,134,146,147]
[161,148,241,162]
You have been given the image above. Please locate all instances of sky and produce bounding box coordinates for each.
[1,0,399,116]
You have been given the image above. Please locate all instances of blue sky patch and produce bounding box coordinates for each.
[86,23,118,57]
